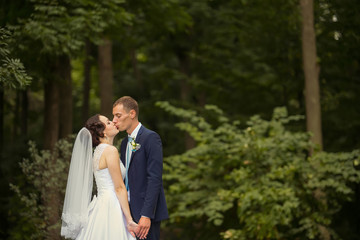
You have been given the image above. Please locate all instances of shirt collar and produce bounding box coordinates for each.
[129,122,142,139]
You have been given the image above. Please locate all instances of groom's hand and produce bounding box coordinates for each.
[137,216,151,239]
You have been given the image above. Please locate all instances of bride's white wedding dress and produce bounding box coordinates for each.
[76,143,135,240]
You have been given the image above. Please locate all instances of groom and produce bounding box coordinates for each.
[112,96,168,240]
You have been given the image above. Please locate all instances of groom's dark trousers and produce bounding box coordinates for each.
[121,126,169,240]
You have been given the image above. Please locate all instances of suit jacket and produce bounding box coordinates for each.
[120,125,169,222]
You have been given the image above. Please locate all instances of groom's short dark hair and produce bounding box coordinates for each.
[113,96,139,117]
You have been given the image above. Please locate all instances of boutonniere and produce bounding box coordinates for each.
[130,138,141,152]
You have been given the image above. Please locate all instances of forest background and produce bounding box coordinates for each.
[1,0,360,239]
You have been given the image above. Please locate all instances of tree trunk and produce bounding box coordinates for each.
[197,92,206,107]
[12,89,29,139]
[82,39,91,123]
[13,91,20,139]
[44,79,59,150]
[43,59,65,240]
[301,1,328,239]
[58,55,73,139]
[43,183,61,240]
[98,37,114,117]
[177,52,196,150]
[21,89,28,136]
[43,80,61,240]
[0,85,3,153]
[301,0,323,151]
[130,48,144,94]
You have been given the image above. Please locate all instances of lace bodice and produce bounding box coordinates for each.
[93,144,126,192]
[94,143,111,171]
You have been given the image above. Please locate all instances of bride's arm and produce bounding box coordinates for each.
[105,146,138,234]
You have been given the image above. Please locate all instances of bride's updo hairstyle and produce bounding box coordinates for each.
[85,114,105,147]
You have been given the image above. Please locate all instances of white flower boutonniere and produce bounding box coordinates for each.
[130,138,141,152]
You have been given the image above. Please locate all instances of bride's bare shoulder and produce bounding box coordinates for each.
[103,145,119,158]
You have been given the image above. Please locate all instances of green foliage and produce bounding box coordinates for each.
[2,0,360,238]
[157,101,360,240]
[9,137,74,239]
[0,27,31,89]
[12,0,132,56]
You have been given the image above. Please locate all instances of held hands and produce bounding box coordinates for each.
[127,216,151,239]
[127,220,139,238]
[137,216,151,239]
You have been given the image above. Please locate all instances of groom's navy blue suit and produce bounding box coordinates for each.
[120,125,168,240]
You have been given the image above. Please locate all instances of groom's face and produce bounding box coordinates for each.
[112,104,132,132]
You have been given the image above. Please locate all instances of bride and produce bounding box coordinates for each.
[61,114,138,239]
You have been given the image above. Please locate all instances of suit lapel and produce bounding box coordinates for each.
[129,125,144,165]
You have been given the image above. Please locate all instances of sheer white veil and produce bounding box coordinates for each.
[61,127,93,239]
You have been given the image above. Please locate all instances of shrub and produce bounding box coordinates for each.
[10,138,73,239]
[157,102,360,240]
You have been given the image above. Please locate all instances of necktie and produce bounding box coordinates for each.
[125,137,132,191]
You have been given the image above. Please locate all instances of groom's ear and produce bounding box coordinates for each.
[129,109,136,119]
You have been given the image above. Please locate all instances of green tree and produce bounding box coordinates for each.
[0,27,31,89]
[11,0,131,149]
[9,138,73,239]
[0,26,32,152]
[4,1,131,238]
[3,0,360,238]
[157,101,360,240]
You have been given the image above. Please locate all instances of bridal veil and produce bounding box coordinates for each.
[61,128,93,239]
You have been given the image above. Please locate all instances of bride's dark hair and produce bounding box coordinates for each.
[85,114,105,147]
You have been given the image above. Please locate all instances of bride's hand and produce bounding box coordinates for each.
[127,220,139,237]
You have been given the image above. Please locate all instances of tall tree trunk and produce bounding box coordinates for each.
[44,58,67,240]
[178,53,191,102]
[177,52,196,150]
[58,55,73,139]
[44,79,59,150]
[43,79,61,240]
[301,1,328,239]
[0,85,3,154]
[197,92,206,107]
[301,0,323,151]
[21,89,28,135]
[130,49,144,94]
[82,39,91,123]
[98,37,114,117]
[43,182,61,240]
[13,91,20,140]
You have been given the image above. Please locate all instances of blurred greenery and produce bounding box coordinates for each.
[158,102,360,239]
[0,27,31,89]
[9,139,73,239]
[1,0,360,239]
